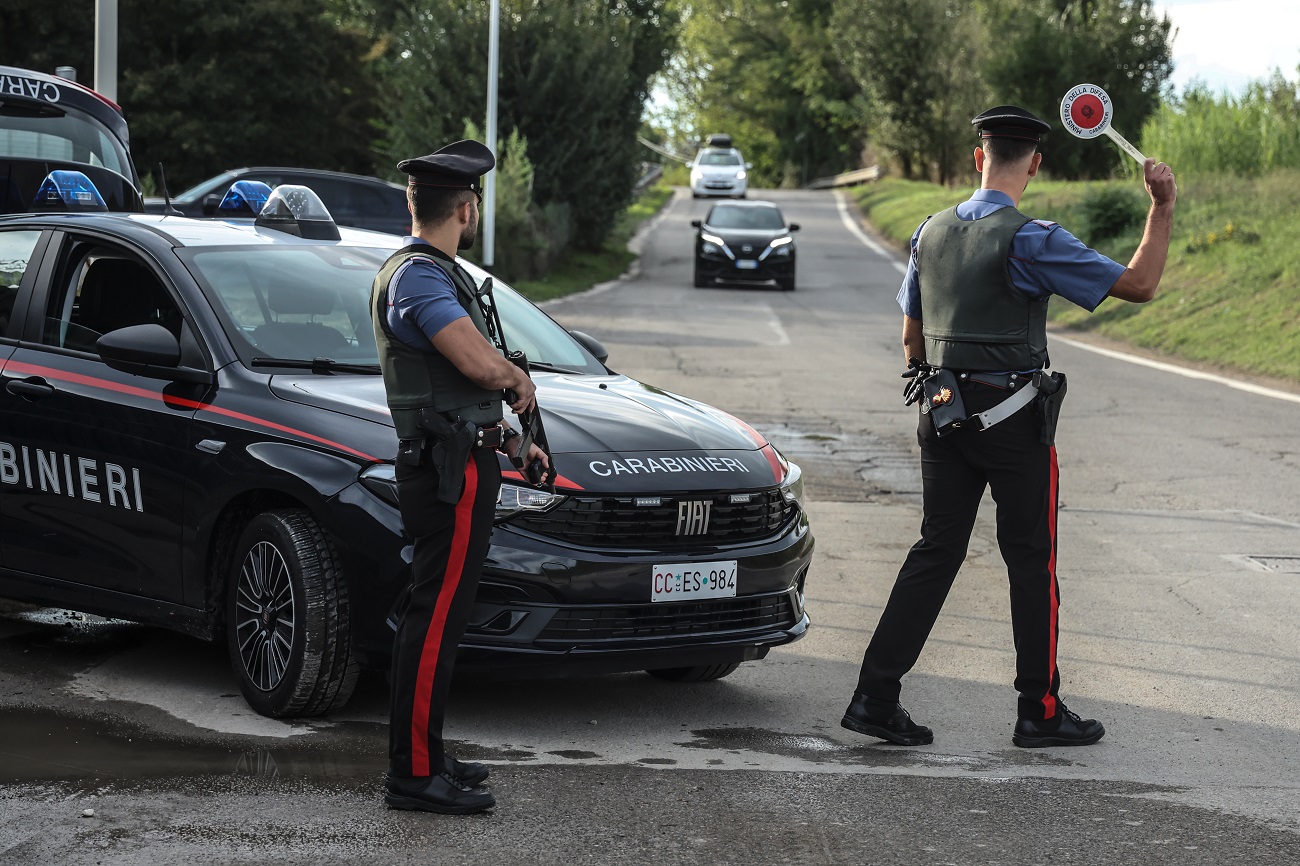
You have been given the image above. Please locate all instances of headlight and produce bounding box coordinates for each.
[736,170,747,180]
[360,463,400,508]
[702,241,721,255]
[769,236,793,249]
[772,245,792,256]
[779,460,804,507]
[496,482,566,520]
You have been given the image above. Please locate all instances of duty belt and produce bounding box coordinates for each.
[955,370,1041,431]
[400,425,503,452]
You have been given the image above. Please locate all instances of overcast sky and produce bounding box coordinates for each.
[1158,0,1300,93]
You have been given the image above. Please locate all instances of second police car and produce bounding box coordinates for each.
[0,174,814,718]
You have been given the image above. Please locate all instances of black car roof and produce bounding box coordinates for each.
[212,167,406,191]
[0,65,131,147]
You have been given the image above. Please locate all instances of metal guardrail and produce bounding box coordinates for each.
[804,165,882,190]
[633,163,664,194]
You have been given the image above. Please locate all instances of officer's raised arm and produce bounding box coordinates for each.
[1107,158,1178,303]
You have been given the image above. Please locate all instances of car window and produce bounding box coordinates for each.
[174,171,239,204]
[697,151,741,166]
[41,244,184,353]
[0,230,42,338]
[705,205,786,230]
[183,245,384,363]
[0,105,129,177]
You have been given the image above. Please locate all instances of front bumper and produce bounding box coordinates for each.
[696,250,795,285]
[692,176,748,197]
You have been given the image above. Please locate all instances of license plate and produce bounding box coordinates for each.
[735,259,758,270]
[651,561,738,602]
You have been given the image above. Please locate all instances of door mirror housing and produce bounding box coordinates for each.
[201,193,222,216]
[569,329,609,365]
[789,223,801,232]
[97,324,212,384]
[690,219,702,228]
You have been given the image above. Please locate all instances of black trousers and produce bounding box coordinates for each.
[856,381,1063,721]
[389,447,501,778]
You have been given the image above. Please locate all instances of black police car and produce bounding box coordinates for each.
[692,200,799,291]
[0,65,143,215]
[0,178,814,718]
[144,167,411,235]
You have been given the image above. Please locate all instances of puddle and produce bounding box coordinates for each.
[0,708,534,785]
[548,749,601,760]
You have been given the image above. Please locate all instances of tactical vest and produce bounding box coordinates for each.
[371,245,503,439]
[917,205,1049,372]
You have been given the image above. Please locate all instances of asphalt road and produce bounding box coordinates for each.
[2,187,1299,865]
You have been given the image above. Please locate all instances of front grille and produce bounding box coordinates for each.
[537,593,795,645]
[511,490,796,549]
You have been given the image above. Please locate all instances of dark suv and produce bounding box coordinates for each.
[144,167,411,235]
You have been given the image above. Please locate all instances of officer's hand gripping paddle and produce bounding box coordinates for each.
[1060,83,1147,166]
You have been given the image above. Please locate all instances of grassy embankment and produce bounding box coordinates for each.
[854,173,1300,382]
[513,175,677,302]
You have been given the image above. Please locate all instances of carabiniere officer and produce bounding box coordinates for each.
[841,106,1178,748]
[371,139,547,814]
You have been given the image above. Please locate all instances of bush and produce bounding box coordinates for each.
[1079,186,1145,244]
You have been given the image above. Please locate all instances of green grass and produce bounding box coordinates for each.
[513,181,675,302]
[853,173,1300,382]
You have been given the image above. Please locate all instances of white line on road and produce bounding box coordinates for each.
[833,190,907,275]
[831,190,1300,406]
[1051,334,1300,405]
[765,303,790,345]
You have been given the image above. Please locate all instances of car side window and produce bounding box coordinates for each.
[0,230,42,339]
[41,243,184,354]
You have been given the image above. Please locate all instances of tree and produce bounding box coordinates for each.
[980,0,1174,179]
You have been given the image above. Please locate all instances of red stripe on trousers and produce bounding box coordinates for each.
[1042,446,1060,719]
[409,457,479,776]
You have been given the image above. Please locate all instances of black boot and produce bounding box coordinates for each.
[841,692,933,745]
[384,772,496,814]
[1013,705,1105,748]
[446,755,489,786]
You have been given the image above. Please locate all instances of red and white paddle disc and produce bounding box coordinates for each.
[1060,84,1113,139]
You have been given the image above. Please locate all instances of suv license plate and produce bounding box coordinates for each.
[735,259,758,270]
[652,561,738,602]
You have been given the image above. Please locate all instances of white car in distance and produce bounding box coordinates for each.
[690,146,750,199]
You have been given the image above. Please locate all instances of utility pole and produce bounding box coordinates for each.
[483,0,500,268]
[95,0,118,102]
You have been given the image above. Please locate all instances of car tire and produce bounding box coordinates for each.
[693,260,708,288]
[226,508,358,718]
[646,662,741,682]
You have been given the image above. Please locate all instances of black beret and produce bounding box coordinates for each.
[971,105,1051,143]
[397,139,496,191]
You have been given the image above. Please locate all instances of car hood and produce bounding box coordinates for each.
[268,372,784,492]
[703,227,789,246]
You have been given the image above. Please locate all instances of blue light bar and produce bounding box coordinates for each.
[33,170,108,212]
[216,180,273,217]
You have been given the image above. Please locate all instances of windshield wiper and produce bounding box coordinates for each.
[250,357,381,375]
[528,360,580,375]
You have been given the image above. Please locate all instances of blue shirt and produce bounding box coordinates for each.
[383,237,469,351]
[896,189,1125,319]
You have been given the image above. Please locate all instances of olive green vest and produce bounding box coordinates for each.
[371,245,503,439]
[917,205,1049,372]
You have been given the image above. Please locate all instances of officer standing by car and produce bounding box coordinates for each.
[372,139,547,814]
[841,106,1177,748]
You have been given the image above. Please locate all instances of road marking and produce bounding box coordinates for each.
[1051,334,1300,405]
[833,190,907,275]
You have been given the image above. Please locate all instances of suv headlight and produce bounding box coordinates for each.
[736,169,747,180]
[360,463,400,507]
[496,482,566,520]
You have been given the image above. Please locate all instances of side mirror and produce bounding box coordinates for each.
[202,193,222,216]
[690,219,702,228]
[97,324,212,384]
[745,162,753,169]
[789,223,801,232]
[569,329,609,365]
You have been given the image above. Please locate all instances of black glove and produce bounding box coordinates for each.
[901,358,930,407]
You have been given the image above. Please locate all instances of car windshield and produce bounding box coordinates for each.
[696,151,741,166]
[178,244,605,374]
[174,171,239,204]
[705,205,786,230]
[0,103,131,178]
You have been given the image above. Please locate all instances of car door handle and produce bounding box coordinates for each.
[5,377,56,399]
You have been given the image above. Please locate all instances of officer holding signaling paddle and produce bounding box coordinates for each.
[841,105,1177,748]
